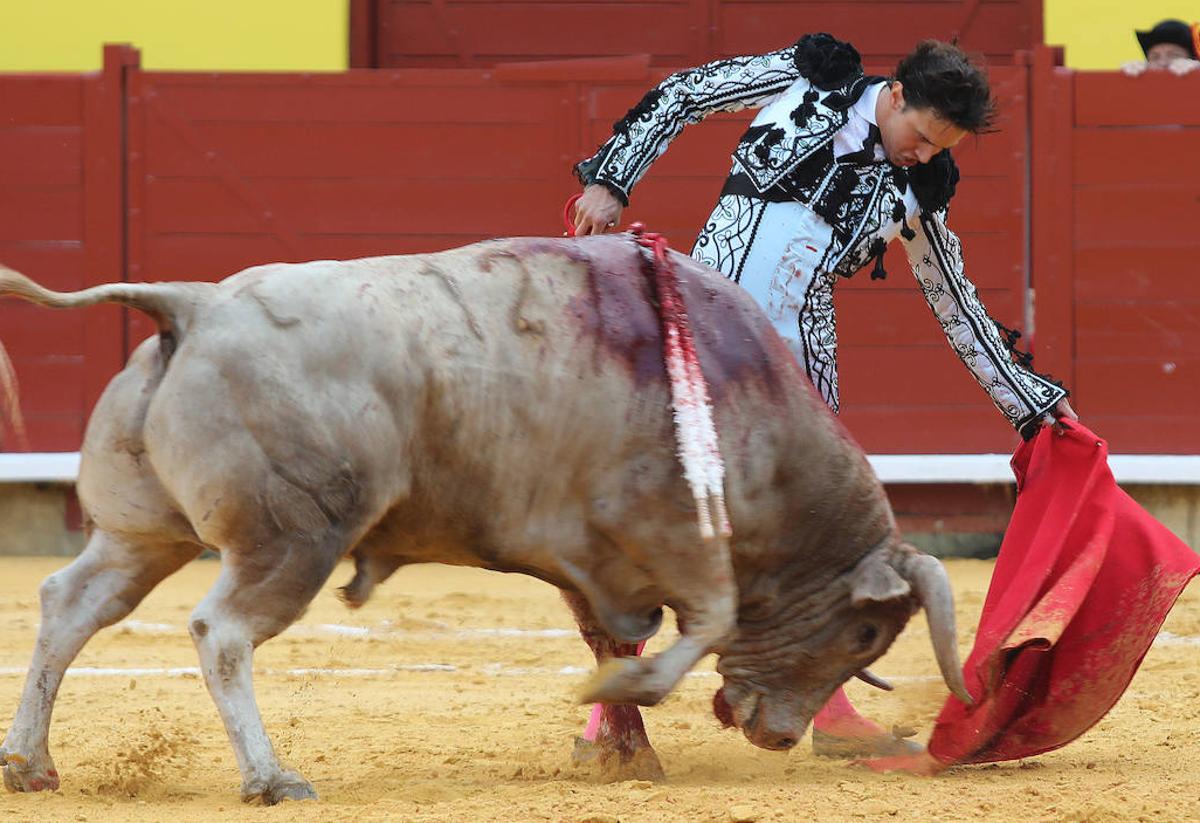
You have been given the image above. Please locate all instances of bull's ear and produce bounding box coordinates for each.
[850,554,912,606]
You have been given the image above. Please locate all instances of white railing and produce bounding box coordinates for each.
[3,452,1200,485]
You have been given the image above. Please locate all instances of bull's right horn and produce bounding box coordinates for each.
[904,554,973,706]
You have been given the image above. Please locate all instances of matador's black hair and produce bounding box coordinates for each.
[895,40,998,133]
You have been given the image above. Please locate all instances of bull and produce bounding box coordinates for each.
[0,235,968,803]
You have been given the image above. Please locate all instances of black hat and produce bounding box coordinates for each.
[1136,19,1199,60]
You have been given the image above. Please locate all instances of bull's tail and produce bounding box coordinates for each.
[0,264,213,333]
[0,263,216,447]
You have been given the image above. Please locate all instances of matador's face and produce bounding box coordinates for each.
[875,82,966,169]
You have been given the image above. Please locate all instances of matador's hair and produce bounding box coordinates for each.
[895,40,998,133]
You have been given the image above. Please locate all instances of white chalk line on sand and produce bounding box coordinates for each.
[0,664,457,678]
[0,664,727,680]
[113,619,575,640]
[115,620,1200,651]
[1150,630,1200,647]
[0,663,951,683]
[3,622,1192,680]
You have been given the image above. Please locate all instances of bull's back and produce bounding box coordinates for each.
[180,234,803,448]
[133,238,679,553]
[174,234,803,413]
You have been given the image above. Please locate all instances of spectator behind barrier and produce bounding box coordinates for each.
[1122,19,1200,76]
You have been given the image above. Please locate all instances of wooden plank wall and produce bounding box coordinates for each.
[1071,72,1200,451]
[1030,47,1200,453]
[362,0,1041,69]
[0,46,132,451]
[121,68,578,346]
[0,74,88,451]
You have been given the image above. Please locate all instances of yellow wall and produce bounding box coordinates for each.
[1045,0,1197,69]
[0,0,347,72]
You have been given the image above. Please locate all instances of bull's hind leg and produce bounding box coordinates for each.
[561,591,664,782]
[2,530,201,793]
[188,539,343,805]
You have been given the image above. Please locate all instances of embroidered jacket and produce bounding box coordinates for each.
[575,34,1067,435]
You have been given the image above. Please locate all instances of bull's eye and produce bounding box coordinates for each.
[855,623,880,651]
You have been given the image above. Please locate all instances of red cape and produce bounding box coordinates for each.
[923,420,1199,765]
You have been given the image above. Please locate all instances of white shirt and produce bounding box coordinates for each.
[833,80,886,161]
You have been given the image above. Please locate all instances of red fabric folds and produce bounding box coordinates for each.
[924,420,1199,765]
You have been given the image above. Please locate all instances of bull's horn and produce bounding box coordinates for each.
[904,554,973,706]
[854,669,893,691]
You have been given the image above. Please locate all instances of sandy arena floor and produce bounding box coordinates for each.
[2,556,1200,822]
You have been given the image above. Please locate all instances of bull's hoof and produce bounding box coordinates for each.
[242,770,318,805]
[579,658,667,707]
[598,746,666,783]
[811,728,924,759]
[570,738,666,783]
[0,749,60,793]
[570,736,600,766]
[336,584,367,609]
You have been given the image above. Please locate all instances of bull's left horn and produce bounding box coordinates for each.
[905,554,973,706]
[854,669,893,691]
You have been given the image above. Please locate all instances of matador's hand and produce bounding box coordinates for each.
[1053,397,1078,422]
[573,185,624,236]
[1041,397,1079,431]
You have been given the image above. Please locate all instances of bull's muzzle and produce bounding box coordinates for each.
[743,699,803,751]
[714,687,803,751]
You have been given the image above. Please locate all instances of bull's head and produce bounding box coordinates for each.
[713,543,969,751]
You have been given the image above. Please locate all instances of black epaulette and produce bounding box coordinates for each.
[907,150,960,214]
[793,33,863,91]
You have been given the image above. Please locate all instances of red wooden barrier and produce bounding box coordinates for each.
[353,0,1042,69]
[1028,46,1073,395]
[1030,46,1200,452]
[120,66,584,345]
[0,45,134,451]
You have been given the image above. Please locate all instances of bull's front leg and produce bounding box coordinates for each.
[579,536,737,707]
[561,591,664,781]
